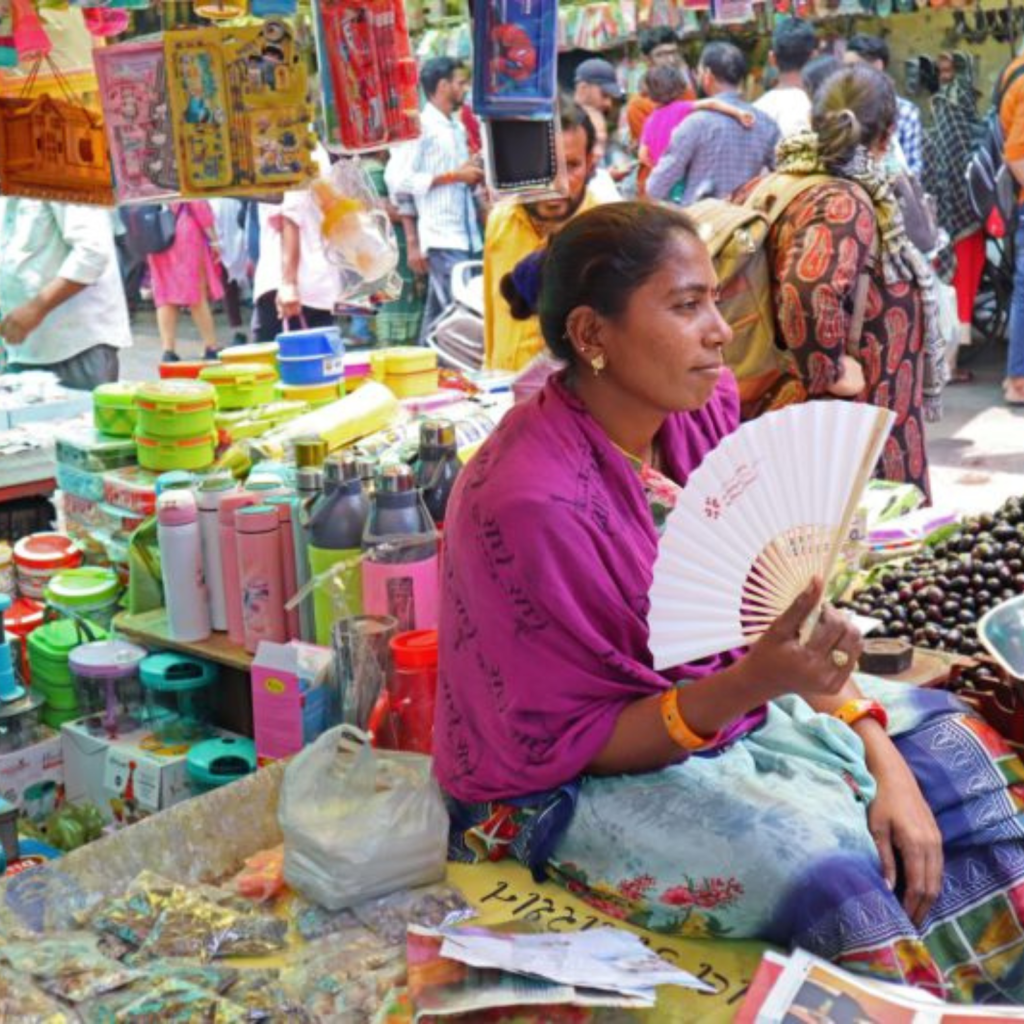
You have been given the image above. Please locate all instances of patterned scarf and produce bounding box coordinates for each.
[776,131,948,422]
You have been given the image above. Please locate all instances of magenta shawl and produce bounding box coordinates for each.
[435,371,743,802]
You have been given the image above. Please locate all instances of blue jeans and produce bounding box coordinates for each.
[1008,207,1024,377]
[421,247,474,345]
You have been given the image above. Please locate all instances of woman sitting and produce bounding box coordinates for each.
[735,64,947,502]
[436,201,1024,1002]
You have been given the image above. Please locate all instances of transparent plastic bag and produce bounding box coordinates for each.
[279,725,448,911]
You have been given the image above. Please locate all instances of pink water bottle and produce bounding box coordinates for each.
[234,504,288,653]
[362,465,439,632]
[219,493,257,646]
[266,496,301,641]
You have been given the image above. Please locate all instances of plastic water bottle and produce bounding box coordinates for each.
[195,473,238,632]
[307,454,370,645]
[362,464,438,632]
[414,419,462,530]
[157,490,211,642]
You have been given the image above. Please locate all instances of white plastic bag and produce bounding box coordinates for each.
[278,725,449,910]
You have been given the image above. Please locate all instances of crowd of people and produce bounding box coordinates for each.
[0,26,1018,479]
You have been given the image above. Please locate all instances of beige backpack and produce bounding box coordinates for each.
[684,173,871,417]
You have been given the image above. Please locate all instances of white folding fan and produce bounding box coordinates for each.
[648,401,894,669]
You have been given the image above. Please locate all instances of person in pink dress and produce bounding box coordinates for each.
[148,201,224,363]
[637,66,754,198]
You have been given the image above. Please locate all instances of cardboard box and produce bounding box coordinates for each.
[251,641,333,763]
[0,731,64,824]
[61,720,240,826]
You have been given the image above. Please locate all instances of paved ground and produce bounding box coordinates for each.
[121,305,1024,514]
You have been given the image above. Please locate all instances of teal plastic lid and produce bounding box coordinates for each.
[139,652,217,692]
[186,737,256,787]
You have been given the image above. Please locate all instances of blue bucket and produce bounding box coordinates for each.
[276,327,343,359]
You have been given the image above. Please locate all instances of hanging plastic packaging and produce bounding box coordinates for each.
[309,160,401,308]
[279,725,448,910]
[314,0,421,154]
[473,0,559,118]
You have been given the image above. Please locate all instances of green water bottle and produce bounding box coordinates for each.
[307,454,369,645]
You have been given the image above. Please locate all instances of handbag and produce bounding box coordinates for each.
[891,172,940,255]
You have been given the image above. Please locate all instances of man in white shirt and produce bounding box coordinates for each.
[0,199,131,390]
[755,18,816,140]
[386,57,484,342]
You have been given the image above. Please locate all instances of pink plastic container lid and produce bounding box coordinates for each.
[157,491,198,527]
[69,639,147,679]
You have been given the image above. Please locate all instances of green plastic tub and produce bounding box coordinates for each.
[199,363,277,411]
[134,380,217,439]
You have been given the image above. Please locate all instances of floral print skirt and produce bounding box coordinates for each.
[450,677,1024,1004]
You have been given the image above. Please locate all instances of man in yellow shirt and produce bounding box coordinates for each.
[484,103,600,372]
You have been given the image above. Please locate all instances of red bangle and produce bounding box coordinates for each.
[834,698,889,731]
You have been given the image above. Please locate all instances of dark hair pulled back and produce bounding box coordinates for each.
[501,203,698,363]
[811,64,897,170]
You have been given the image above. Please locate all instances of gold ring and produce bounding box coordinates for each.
[831,649,850,669]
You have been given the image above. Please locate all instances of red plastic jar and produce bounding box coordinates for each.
[371,630,438,755]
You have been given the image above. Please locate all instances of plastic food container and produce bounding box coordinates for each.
[220,341,279,375]
[27,617,108,724]
[276,325,342,359]
[158,359,218,380]
[278,351,346,386]
[186,736,257,794]
[6,597,44,682]
[102,466,159,516]
[274,380,343,407]
[97,502,149,540]
[344,352,373,391]
[14,534,82,600]
[69,639,146,739]
[93,382,139,437]
[379,347,439,399]
[55,464,106,503]
[55,429,137,472]
[135,380,217,439]
[199,363,277,411]
[139,652,218,743]
[44,567,122,631]
[0,692,44,754]
[370,629,439,755]
[136,431,217,472]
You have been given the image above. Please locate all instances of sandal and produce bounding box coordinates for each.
[949,367,974,384]
[1004,379,1024,405]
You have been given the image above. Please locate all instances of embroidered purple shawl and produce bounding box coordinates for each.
[435,370,743,802]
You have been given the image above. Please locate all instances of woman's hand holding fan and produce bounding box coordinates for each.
[742,577,863,699]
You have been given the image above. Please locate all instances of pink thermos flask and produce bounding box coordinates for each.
[234,504,288,653]
[219,493,257,646]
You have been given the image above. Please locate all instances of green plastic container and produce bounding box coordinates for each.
[55,429,137,473]
[136,431,217,472]
[186,736,257,794]
[199,363,277,411]
[44,567,121,631]
[93,382,139,437]
[27,617,108,719]
[42,707,82,730]
[134,380,217,439]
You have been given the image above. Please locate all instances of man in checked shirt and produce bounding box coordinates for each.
[646,42,780,207]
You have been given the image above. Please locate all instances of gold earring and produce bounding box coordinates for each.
[591,353,607,376]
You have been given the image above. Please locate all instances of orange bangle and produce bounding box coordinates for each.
[659,688,718,751]
[834,698,889,731]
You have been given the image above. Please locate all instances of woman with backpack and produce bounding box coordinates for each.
[736,64,947,502]
[148,200,224,363]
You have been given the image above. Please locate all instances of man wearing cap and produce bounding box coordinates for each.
[647,42,780,206]
[573,57,622,164]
